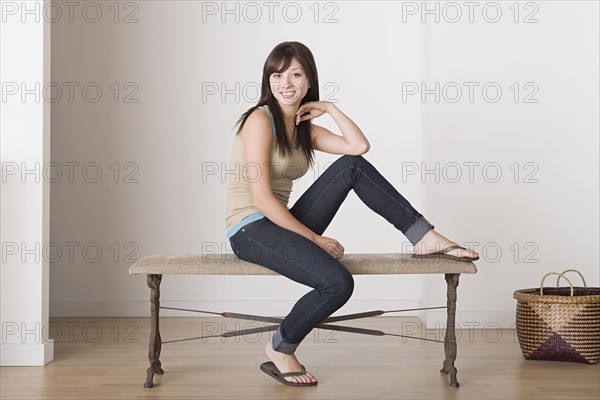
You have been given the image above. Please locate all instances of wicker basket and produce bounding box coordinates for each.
[513,269,600,364]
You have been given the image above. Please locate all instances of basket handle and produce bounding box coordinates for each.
[540,272,574,296]
[555,268,587,288]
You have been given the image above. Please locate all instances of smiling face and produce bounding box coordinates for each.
[269,57,311,106]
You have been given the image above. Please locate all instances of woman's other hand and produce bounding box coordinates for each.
[313,234,345,259]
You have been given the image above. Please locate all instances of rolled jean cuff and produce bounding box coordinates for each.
[405,214,435,246]
[272,327,301,355]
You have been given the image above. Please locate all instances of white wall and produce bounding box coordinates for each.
[1,0,54,365]
[422,1,599,328]
[49,1,430,320]
[47,1,598,331]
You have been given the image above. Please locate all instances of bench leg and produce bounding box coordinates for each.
[440,273,460,388]
[144,274,164,388]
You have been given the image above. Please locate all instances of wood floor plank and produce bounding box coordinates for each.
[1,317,598,399]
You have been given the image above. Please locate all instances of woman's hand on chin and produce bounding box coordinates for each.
[295,101,333,125]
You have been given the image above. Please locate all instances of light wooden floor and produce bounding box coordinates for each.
[1,316,598,399]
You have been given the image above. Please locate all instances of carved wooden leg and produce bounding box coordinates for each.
[440,273,460,388]
[144,274,164,388]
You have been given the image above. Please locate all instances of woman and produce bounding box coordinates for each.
[225,41,479,387]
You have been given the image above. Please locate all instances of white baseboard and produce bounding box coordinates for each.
[424,309,517,329]
[0,340,54,366]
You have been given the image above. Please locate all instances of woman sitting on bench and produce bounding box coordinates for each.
[225,40,479,387]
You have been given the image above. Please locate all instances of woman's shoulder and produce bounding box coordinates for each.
[238,105,273,142]
[256,104,270,116]
[246,105,271,124]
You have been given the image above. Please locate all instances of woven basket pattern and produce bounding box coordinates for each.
[513,271,600,364]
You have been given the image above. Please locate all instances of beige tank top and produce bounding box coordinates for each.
[225,105,310,238]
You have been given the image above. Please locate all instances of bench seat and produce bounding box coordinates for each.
[128,253,478,275]
[129,252,477,389]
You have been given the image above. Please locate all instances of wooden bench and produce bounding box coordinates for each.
[129,252,477,389]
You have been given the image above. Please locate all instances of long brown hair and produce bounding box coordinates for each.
[232,41,318,167]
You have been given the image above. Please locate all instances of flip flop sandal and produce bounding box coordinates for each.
[412,244,479,262]
[260,361,318,386]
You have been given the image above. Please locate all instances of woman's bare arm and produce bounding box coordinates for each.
[301,101,371,155]
[324,102,370,152]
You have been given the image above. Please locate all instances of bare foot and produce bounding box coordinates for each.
[413,229,479,259]
[264,340,317,384]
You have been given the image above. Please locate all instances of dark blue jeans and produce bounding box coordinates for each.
[228,154,434,354]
